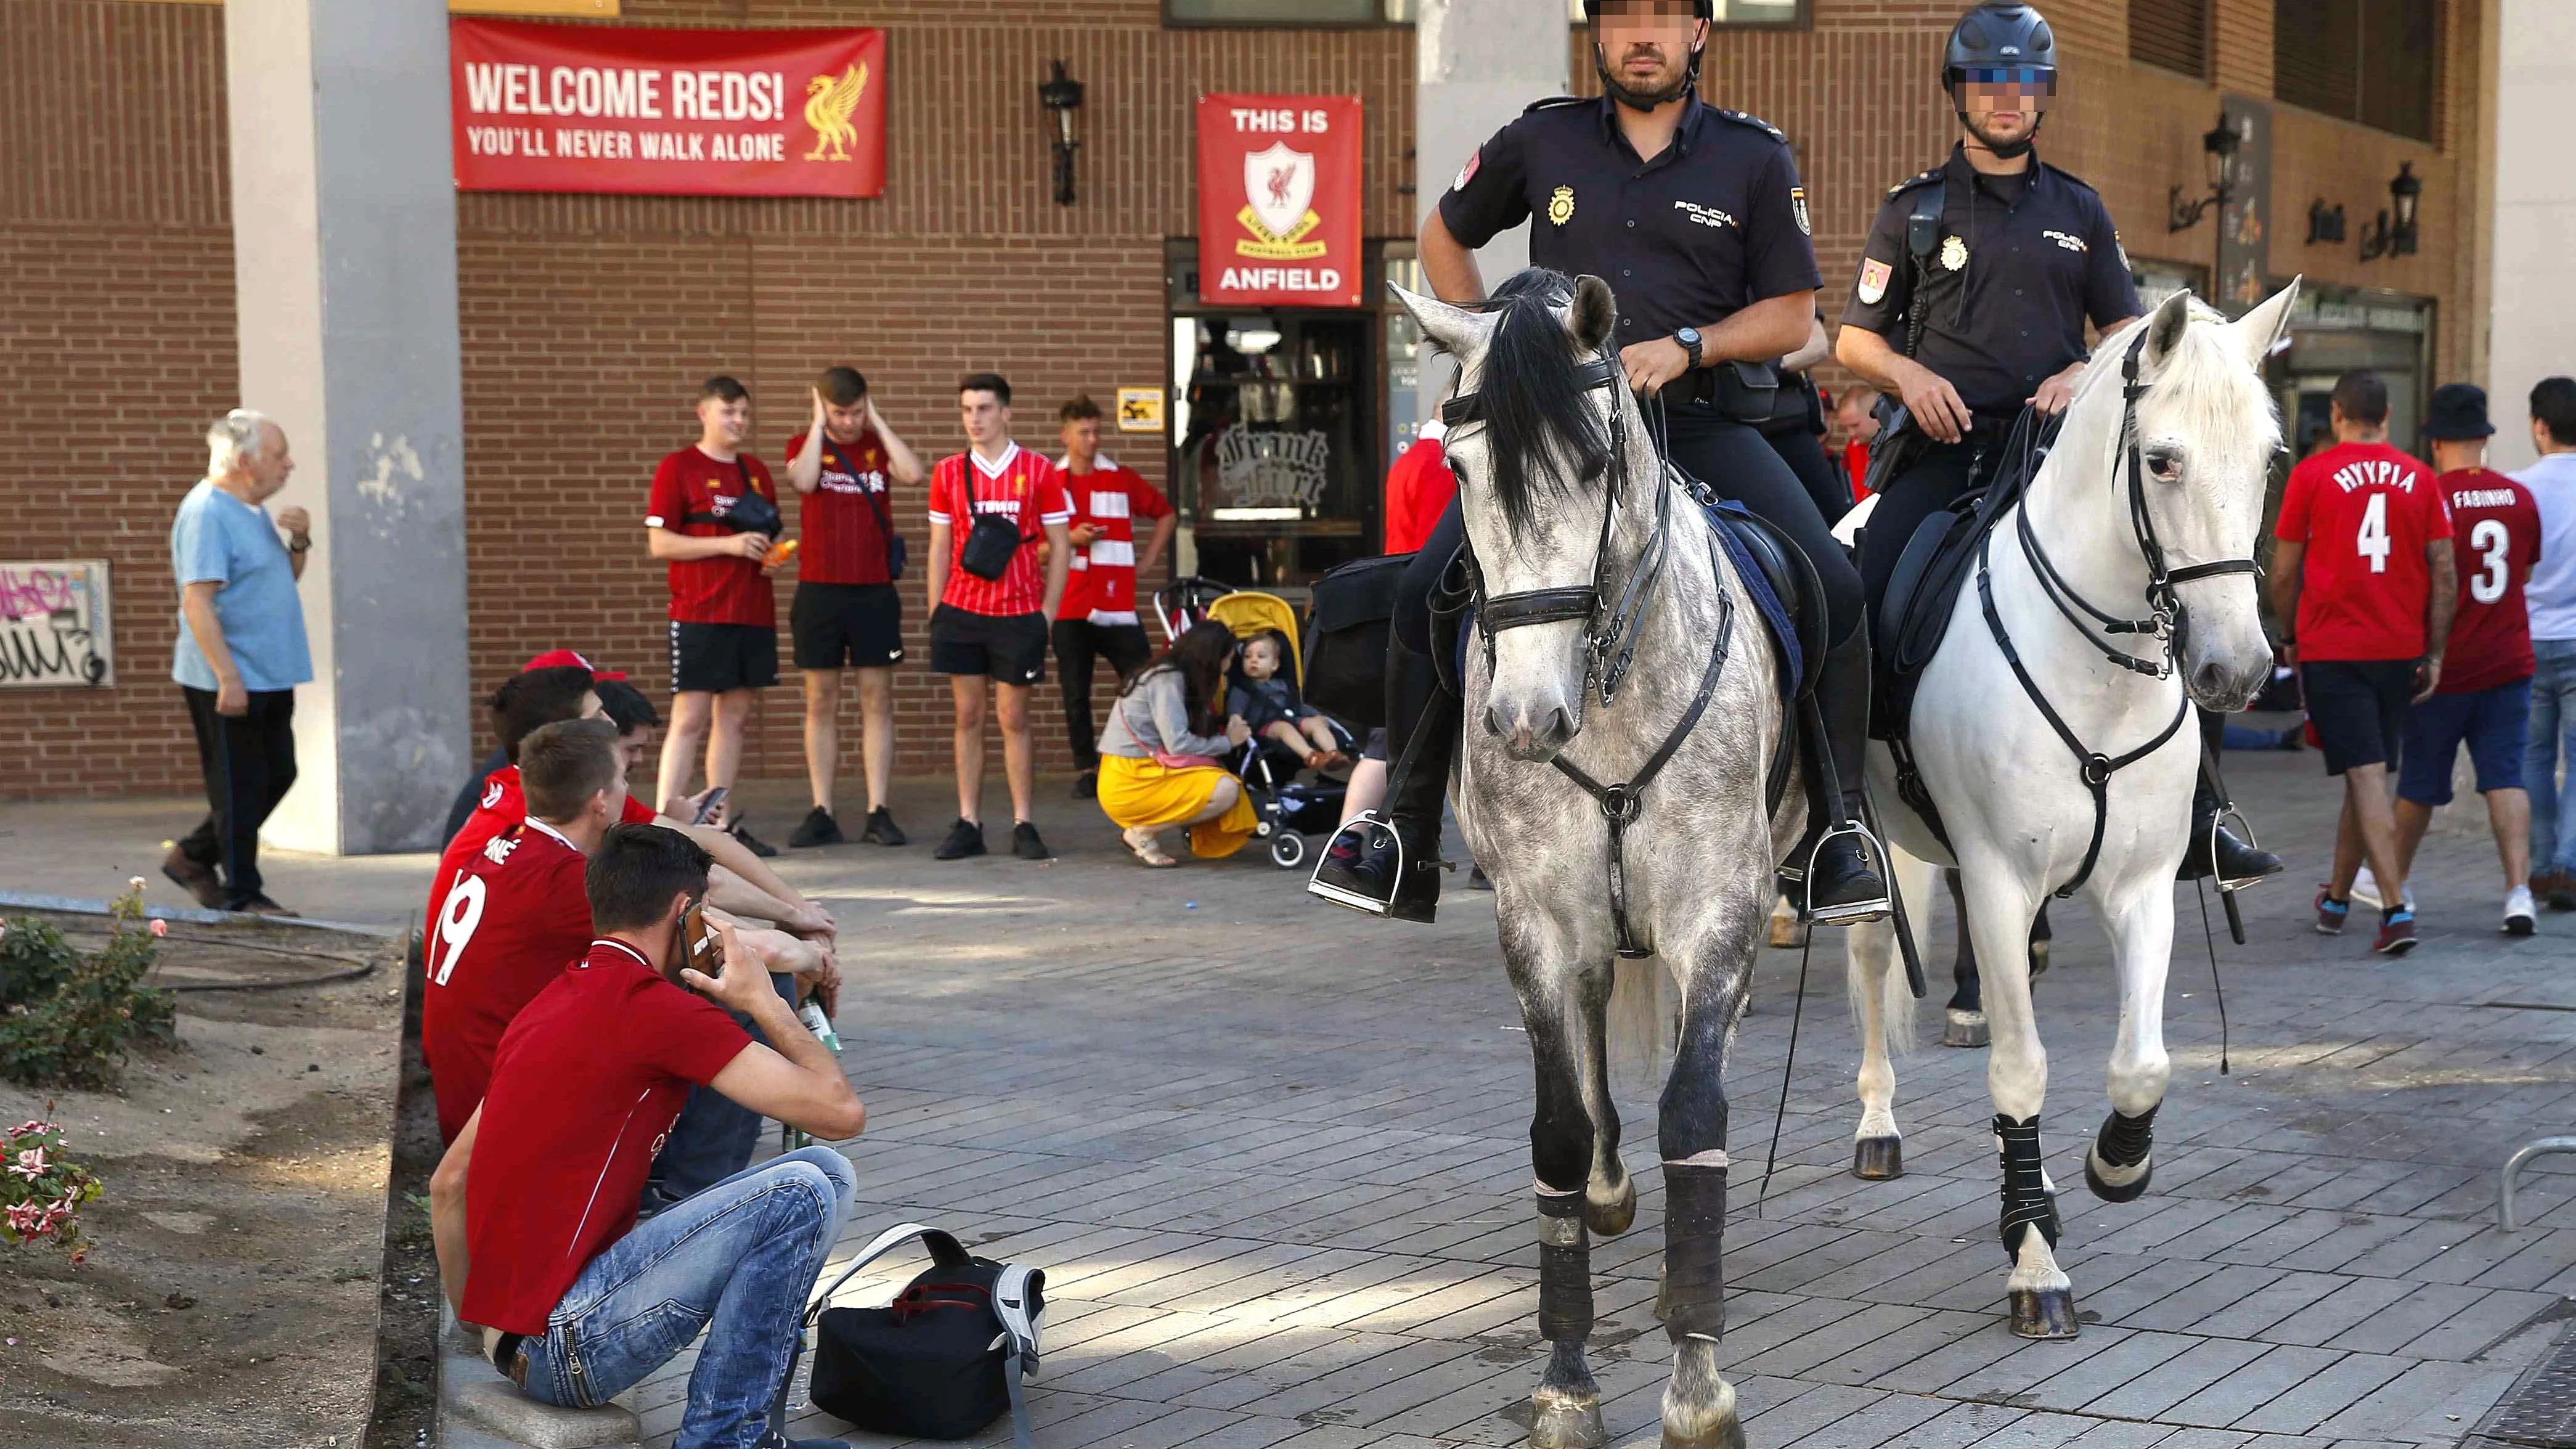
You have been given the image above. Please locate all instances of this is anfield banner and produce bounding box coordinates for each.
[1196,95,1363,308]
[450,19,886,198]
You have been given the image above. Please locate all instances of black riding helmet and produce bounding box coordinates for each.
[1943,2,2057,155]
[1583,0,1714,112]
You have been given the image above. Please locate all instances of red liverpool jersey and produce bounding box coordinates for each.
[927,443,1072,616]
[646,446,780,627]
[1056,457,1173,624]
[2434,467,2542,694]
[429,767,652,943]
[783,429,895,586]
[2275,441,2453,662]
[422,818,594,1142]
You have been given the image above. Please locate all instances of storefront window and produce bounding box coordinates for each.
[2273,0,2439,142]
[2269,283,2433,455]
[1167,0,1806,27]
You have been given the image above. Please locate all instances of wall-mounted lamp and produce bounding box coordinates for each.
[2304,200,2346,246]
[2357,161,2421,261]
[1038,60,1084,206]
[2167,114,2241,232]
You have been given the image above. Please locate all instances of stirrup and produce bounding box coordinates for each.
[1801,818,1895,927]
[1308,810,1401,917]
[2209,806,2268,894]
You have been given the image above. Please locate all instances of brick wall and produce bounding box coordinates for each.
[0,0,2492,805]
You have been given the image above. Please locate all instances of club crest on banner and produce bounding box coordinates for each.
[1239,143,1326,260]
[804,63,868,161]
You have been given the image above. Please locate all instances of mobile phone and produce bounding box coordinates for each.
[691,785,729,826]
[678,899,722,987]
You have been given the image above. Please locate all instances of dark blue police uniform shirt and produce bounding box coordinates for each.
[1438,94,1823,345]
[1840,143,2142,420]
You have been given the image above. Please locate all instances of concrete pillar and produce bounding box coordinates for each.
[2487,0,2576,471]
[227,0,470,855]
[1413,0,1571,418]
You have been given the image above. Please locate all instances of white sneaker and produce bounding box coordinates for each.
[2505,886,2538,936]
[2350,867,2415,910]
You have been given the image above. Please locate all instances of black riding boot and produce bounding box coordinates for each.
[1311,640,1456,923]
[1785,630,1891,922]
[2181,709,2281,886]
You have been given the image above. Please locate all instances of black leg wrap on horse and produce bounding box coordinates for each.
[1994,1113,2060,1261]
[2095,1103,2156,1168]
[1536,1188,1594,1345]
[1661,1162,1729,1341]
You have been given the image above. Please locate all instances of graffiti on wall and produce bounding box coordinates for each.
[0,561,114,688]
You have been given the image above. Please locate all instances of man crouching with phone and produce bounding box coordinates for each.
[433,823,865,1449]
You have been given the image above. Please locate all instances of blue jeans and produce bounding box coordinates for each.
[520,1146,856,1449]
[2529,641,2576,876]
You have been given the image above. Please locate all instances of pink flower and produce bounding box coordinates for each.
[150,920,168,938]
[9,1122,47,1140]
[7,1147,46,1181]
[5,1202,45,1235]
[128,876,146,894]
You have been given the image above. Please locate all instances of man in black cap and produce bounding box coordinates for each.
[1836,0,2277,888]
[1316,0,1889,926]
[2381,384,2545,935]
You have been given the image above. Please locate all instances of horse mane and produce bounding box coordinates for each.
[2074,298,2280,466]
[1466,269,1615,533]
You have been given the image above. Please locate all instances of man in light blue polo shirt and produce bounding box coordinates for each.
[2520,377,2576,910]
[165,409,314,916]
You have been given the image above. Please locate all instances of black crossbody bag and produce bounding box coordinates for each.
[685,458,782,536]
[960,505,1037,581]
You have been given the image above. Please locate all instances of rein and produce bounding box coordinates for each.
[1441,306,1732,959]
[1979,338,2262,899]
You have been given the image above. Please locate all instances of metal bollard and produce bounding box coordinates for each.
[2498,1136,2576,1229]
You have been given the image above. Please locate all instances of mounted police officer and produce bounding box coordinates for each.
[1313,0,1890,925]
[1837,0,2280,886]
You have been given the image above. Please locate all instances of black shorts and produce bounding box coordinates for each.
[2301,658,2418,776]
[928,605,1047,685]
[670,621,778,694]
[791,582,904,670]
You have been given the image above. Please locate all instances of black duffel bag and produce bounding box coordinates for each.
[1303,550,1414,729]
[806,1223,1045,1445]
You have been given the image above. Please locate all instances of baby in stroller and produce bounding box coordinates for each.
[1229,631,1349,777]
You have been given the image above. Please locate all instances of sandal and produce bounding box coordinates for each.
[1122,825,1178,868]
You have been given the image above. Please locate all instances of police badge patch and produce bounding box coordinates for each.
[1453,149,1480,194]
[1940,234,1969,271]
[1856,258,1891,305]
[1790,186,1811,236]
[1548,186,1575,226]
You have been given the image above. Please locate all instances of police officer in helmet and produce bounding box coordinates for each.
[1838,0,2279,885]
[1313,0,1890,925]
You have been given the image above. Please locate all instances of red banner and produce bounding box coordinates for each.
[450,19,886,198]
[1196,94,1363,309]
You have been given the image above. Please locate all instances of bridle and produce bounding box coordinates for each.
[1978,329,2264,899]
[1440,340,1671,709]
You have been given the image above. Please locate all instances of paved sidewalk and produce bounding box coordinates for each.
[589,747,2576,1449]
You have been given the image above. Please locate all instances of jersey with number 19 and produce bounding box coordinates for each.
[2275,441,2453,663]
[422,818,594,1143]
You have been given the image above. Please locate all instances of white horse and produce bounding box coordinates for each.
[1845,282,2299,1337]
[1396,269,1800,1449]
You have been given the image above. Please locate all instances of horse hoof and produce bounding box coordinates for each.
[1852,1135,1904,1180]
[1530,1393,1607,1449]
[2029,940,2050,979]
[1663,1418,1747,1449]
[1944,1008,1989,1048]
[1587,1177,1637,1237]
[2009,1287,2081,1339]
[2085,1148,2153,1202]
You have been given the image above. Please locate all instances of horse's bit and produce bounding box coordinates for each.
[1978,338,2264,898]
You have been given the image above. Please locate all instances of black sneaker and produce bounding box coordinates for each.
[860,806,907,846]
[1071,769,1098,801]
[933,818,986,860]
[1011,821,1052,860]
[788,806,843,848]
[728,821,780,858]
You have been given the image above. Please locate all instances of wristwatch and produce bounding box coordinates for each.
[1674,327,1704,371]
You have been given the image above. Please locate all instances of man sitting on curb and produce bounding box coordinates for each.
[433,824,865,1449]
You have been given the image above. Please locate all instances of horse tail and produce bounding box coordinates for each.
[1605,955,1674,1093]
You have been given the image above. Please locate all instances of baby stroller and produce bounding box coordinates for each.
[1151,578,1355,869]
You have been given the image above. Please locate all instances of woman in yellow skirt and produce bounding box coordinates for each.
[1095,621,1258,866]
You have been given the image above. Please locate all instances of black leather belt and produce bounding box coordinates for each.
[489,1330,530,1387]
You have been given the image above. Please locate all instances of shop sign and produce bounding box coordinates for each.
[450,19,886,198]
[1196,95,1363,308]
[1115,388,1167,434]
[0,561,113,688]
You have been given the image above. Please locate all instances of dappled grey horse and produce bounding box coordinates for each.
[1396,270,1804,1449]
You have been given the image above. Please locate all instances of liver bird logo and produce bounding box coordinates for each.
[804,63,869,162]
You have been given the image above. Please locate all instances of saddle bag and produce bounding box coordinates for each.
[806,1223,1045,1445]
[1303,551,1414,728]
[960,511,1035,581]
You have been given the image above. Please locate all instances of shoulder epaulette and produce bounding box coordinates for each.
[1712,108,1786,142]
[1886,168,1944,200]
[1522,94,1586,115]
[2040,161,2100,195]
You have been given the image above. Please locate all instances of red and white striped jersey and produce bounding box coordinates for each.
[1056,456,1173,625]
[927,442,1073,616]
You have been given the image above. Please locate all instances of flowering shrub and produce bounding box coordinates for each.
[1,1120,102,1261]
[0,884,176,1090]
